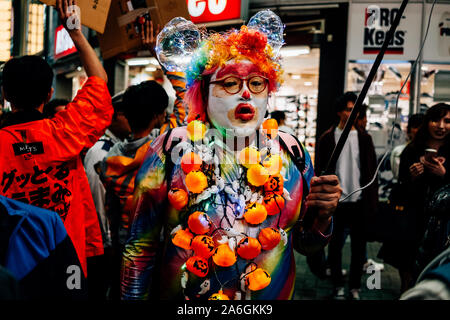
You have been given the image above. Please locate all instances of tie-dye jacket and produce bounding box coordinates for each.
[121,128,332,300]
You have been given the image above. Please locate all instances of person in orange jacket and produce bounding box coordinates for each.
[0,0,113,277]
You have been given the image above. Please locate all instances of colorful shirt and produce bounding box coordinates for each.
[121,127,331,300]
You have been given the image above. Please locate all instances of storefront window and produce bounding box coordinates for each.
[347,61,412,156]
[0,0,12,62]
[420,63,450,108]
[273,47,320,162]
[27,1,44,55]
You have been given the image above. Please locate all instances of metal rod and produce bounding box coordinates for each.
[321,0,410,176]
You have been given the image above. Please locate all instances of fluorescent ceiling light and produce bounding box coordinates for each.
[304,81,313,86]
[280,46,310,57]
[291,74,301,80]
[148,57,159,65]
[126,58,153,66]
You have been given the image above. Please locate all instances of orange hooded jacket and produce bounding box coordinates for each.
[0,76,113,276]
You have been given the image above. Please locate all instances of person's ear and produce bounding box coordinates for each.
[44,88,54,104]
[1,86,9,102]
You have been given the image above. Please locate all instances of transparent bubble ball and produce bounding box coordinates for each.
[155,17,201,72]
[247,10,285,56]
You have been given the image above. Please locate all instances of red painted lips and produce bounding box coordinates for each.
[235,103,255,121]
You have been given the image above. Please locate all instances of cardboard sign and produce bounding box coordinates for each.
[97,0,190,60]
[39,0,111,34]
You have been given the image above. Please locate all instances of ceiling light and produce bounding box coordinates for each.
[291,74,301,80]
[149,57,159,65]
[145,66,157,72]
[280,46,310,57]
[126,58,153,66]
[304,81,313,86]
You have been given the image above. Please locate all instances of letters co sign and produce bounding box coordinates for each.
[187,0,243,24]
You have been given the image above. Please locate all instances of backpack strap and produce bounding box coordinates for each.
[277,131,309,197]
[277,131,306,175]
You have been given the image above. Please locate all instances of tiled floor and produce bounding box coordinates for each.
[293,241,402,300]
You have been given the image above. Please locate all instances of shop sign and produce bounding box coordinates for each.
[422,3,450,63]
[187,0,243,24]
[54,25,77,59]
[348,3,422,61]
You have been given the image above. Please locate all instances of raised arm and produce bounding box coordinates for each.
[56,0,108,82]
[141,20,187,132]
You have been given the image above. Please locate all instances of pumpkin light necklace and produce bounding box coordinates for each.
[168,118,291,300]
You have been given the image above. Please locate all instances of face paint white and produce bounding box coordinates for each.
[206,60,268,138]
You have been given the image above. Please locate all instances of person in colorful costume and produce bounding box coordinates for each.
[121,20,342,300]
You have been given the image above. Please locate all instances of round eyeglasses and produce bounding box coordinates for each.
[210,75,268,95]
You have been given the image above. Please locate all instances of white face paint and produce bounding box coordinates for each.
[206,60,269,137]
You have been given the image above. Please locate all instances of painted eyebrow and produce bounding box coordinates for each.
[215,64,262,79]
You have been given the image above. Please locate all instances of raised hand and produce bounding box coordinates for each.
[141,20,161,56]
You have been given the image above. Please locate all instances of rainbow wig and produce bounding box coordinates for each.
[184,25,284,123]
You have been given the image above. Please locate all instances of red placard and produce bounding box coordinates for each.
[187,0,241,24]
[54,25,77,59]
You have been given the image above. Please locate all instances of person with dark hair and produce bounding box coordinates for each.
[316,92,378,300]
[82,92,130,299]
[379,103,450,293]
[356,104,369,131]
[43,99,70,119]
[122,80,168,136]
[271,110,295,135]
[390,113,425,180]
[0,0,112,282]
[95,80,169,300]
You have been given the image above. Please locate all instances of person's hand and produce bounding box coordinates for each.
[410,162,424,179]
[56,0,81,34]
[141,20,161,56]
[422,156,446,177]
[306,175,342,229]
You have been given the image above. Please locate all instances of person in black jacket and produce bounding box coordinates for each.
[315,92,378,300]
[379,103,450,294]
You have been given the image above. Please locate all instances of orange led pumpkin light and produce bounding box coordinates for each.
[186,256,209,277]
[191,235,215,259]
[264,173,284,195]
[262,154,283,175]
[243,203,267,225]
[212,244,237,267]
[236,237,261,260]
[258,227,281,250]
[263,193,285,215]
[209,290,230,300]
[188,211,212,235]
[171,228,194,250]
[262,119,278,139]
[181,152,202,174]
[168,188,189,210]
[247,164,269,187]
[245,268,271,291]
[239,147,261,168]
[185,171,208,194]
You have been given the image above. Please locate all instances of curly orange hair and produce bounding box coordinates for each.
[185,26,283,123]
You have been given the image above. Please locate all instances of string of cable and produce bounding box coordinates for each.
[339,0,437,202]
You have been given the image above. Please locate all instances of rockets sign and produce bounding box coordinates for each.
[348,3,422,61]
[363,6,406,55]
